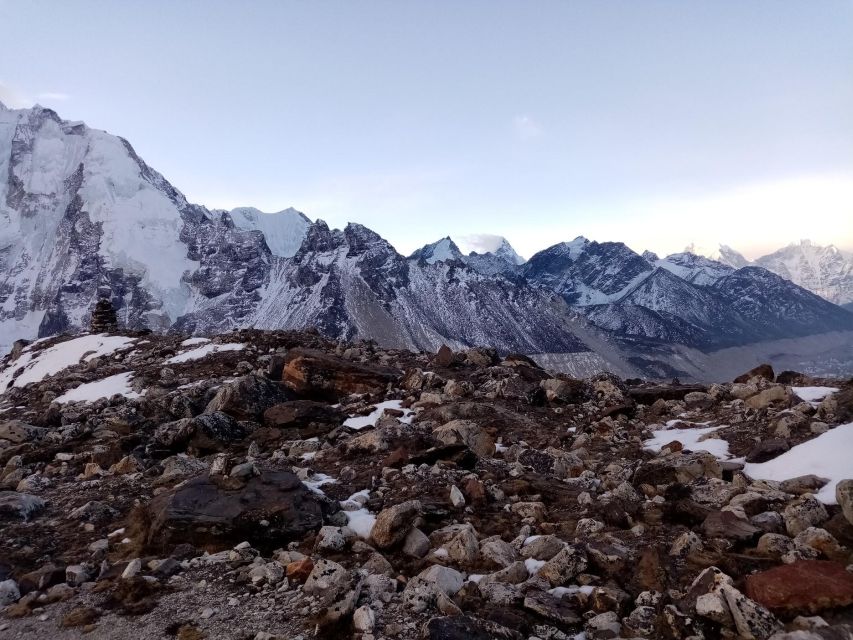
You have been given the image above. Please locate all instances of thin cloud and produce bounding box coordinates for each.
[513,115,542,141]
[457,234,506,254]
[0,82,32,108]
[37,92,70,101]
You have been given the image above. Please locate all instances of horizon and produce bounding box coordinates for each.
[2,1,851,259]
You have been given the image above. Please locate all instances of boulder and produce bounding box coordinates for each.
[633,451,722,485]
[0,491,45,521]
[422,615,522,640]
[745,560,853,615]
[282,348,399,400]
[262,400,345,438]
[746,386,791,410]
[432,420,495,458]
[371,500,421,549]
[0,420,47,444]
[155,412,247,452]
[734,364,775,384]
[205,375,293,421]
[836,479,853,526]
[143,471,331,549]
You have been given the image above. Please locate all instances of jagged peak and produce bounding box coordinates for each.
[409,237,464,264]
[642,250,659,262]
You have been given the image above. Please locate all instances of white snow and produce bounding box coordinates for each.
[339,489,376,539]
[166,342,245,364]
[644,424,732,460]
[343,400,414,430]
[229,207,312,258]
[524,558,546,574]
[792,386,839,406]
[744,422,853,504]
[180,337,210,347]
[302,473,337,495]
[549,585,596,598]
[0,334,136,393]
[55,372,143,404]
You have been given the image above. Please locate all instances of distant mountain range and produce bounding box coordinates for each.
[682,241,853,306]
[1,101,851,379]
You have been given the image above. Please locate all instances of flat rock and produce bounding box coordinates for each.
[144,471,331,549]
[262,400,345,438]
[282,348,399,400]
[745,560,853,615]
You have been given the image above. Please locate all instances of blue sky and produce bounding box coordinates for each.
[1,1,851,258]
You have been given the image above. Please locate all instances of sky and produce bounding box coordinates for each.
[1,0,852,260]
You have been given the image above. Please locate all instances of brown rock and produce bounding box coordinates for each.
[143,471,331,550]
[61,606,99,628]
[286,557,314,582]
[433,344,455,367]
[734,364,775,384]
[282,348,399,400]
[262,400,345,438]
[745,560,853,614]
[371,500,421,549]
[702,510,760,540]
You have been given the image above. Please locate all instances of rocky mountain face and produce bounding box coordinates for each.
[1,331,853,639]
[1,102,851,381]
[0,103,617,372]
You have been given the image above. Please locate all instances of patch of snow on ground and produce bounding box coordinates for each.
[180,337,210,347]
[302,473,337,495]
[644,424,731,459]
[166,343,245,364]
[524,558,546,574]
[339,489,375,539]
[549,585,596,598]
[55,372,142,403]
[0,334,136,392]
[343,400,414,430]
[744,421,853,504]
[792,386,839,406]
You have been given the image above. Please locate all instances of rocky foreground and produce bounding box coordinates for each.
[1,330,853,640]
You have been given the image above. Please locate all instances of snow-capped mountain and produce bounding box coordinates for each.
[0,103,616,371]
[523,236,853,350]
[754,240,853,306]
[1,101,851,379]
[684,242,750,269]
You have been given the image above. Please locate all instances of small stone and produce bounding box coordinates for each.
[403,527,430,559]
[353,605,375,633]
[449,485,465,508]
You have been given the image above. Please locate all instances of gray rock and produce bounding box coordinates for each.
[0,491,45,521]
[0,579,20,606]
[836,479,853,526]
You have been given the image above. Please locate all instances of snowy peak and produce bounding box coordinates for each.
[657,252,735,287]
[229,207,312,258]
[755,240,853,305]
[408,237,464,264]
[683,242,750,269]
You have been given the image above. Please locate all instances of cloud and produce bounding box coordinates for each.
[0,82,33,108]
[37,92,70,102]
[513,115,542,141]
[456,233,506,254]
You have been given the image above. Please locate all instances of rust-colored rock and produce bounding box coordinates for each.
[433,344,455,367]
[745,560,853,614]
[282,348,399,400]
[286,557,314,582]
[734,363,775,384]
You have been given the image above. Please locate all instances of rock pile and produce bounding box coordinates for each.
[0,330,851,639]
[89,299,118,333]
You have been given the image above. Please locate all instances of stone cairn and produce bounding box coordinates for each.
[90,298,118,333]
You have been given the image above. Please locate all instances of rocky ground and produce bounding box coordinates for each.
[1,329,853,640]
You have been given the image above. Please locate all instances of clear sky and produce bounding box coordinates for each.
[1,1,851,259]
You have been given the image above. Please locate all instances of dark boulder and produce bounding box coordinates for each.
[262,400,345,438]
[154,411,247,453]
[734,363,775,383]
[423,615,523,640]
[142,471,333,551]
[205,374,294,421]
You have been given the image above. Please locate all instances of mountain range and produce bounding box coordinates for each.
[1,101,852,379]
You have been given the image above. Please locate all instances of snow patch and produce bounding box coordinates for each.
[744,422,853,504]
[166,343,245,364]
[180,337,210,347]
[644,424,731,460]
[55,372,143,404]
[792,386,839,406]
[343,400,413,430]
[0,334,136,393]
